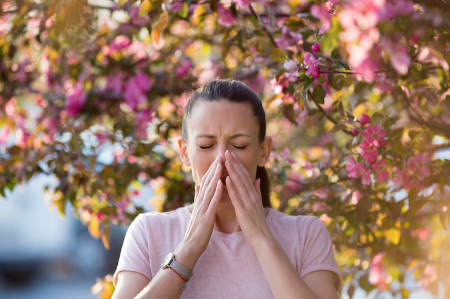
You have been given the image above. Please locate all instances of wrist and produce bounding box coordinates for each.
[173,240,202,271]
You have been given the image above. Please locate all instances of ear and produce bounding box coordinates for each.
[178,138,191,166]
[257,136,273,167]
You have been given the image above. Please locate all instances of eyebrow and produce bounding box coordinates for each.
[195,134,251,139]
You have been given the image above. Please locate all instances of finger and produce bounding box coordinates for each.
[253,178,262,200]
[225,176,244,212]
[201,158,223,213]
[198,155,220,201]
[206,179,223,216]
[225,157,254,207]
[229,151,260,204]
[229,151,255,189]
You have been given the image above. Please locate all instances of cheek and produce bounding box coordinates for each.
[190,154,215,183]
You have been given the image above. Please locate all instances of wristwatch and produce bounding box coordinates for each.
[161,252,193,290]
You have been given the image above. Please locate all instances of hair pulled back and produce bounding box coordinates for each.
[181,78,271,208]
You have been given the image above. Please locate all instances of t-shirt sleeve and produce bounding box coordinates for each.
[113,215,152,287]
[299,217,342,292]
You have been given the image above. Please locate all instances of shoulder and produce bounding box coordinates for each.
[133,206,189,231]
[268,208,320,230]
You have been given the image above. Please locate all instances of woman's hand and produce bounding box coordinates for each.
[224,150,274,248]
[180,154,224,257]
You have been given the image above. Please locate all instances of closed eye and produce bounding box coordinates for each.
[199,145,247,150]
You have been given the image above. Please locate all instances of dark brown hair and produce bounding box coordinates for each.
[182,78,271,208]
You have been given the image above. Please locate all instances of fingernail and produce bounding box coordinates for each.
[232,152,236,157]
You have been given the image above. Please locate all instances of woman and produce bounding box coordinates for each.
[112,79,342,299]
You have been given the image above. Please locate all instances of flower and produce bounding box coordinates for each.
[232,0,253,6]
[283,58,300,82]
[134,72,153,93]
[351,128,359,136]
[0,126,10,144]
[345,157,372,185]
[360,113,371,125]
[406,152,431,179]
[311,4,332,34]
[372,160,389,182]
[304,53,321,79]
[393,167,412,190]
[312,43,321,52]
[176,60,191,78]
[362,124,386,147]
[165,1,184,12]
[110,35,130,52]
[382,37,411,75]
[369,253,386,290]
[217,4,235,27]
[65,83,86,117]
[274,26,303,50]
[360,140,378,165]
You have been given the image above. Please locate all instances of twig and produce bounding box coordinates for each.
[307,91,354,136]
[248,4,279,49]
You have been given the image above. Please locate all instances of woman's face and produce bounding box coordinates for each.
[178,100,272,203]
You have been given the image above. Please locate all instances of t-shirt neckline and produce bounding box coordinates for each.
[181,205,273,240]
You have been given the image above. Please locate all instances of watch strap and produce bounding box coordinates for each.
[170,259,193,280]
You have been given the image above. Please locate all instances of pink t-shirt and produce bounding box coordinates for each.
[113,206,342,298]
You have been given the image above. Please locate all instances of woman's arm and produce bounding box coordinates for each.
[112,240,201,299]
[253,237,339,299]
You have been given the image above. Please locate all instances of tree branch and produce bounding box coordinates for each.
[248,4,279,49]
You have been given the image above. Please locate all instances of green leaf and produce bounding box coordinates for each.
[271,48,288,63]
[328,73,341,90]
[331,47,340,59]
[329,123,347,133]
[313,84,326,104]
[140,0,151,17]
[304,76,315,91]
[338,101,345,117]
[276,68,286,82]
[282,104,297,124]
[178,2,188,18]
[319,75,325,84]
[338,59,350,71]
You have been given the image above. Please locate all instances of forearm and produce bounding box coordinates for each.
[253,237,319,299]
[135,240,201,299]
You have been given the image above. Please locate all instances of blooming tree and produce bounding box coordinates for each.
[1,0,449,298]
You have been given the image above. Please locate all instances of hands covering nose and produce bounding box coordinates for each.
[223,150,274,249]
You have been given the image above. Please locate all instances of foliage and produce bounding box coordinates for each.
[1,0,449,297]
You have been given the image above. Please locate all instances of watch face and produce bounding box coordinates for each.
[161,252,174,268]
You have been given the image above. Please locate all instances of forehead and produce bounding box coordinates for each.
[188,100,259,137]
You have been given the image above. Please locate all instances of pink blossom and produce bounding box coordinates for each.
[127,40,147,60]
[274,26,303,50]
[360,113,371,125]
[232,0,253,6]
[16,128,30,149]
[65,83,86,117]
[283,58,300,81]
[270,74,288,94]
[304,53,321,79]
[351,128,359,136]
[369,253,386,290]
[128,6,149,26]
[104,72,125,94]
[372,160,389,182]
[362,124,386,147]
[406,152,431,179]
[0,126,10,143]
[382,37,411,75]
[176,60,191,78]
[351,191,362,205]
[360,140,378,165]
[378,0,414,21]
[311,5,332,34]
[135,109,153,139]
[124,79,147,111]
[312,43,321,52]
[393,167,412,190]
[326,0,340,12]
[421,264,437,290]
[217,4,235,27]
[134,72,153,93]
[272,147,296,164]
[412,225,431,241]
[166,1,184,12]
[345,157,372,185]
[110,35,130,52]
